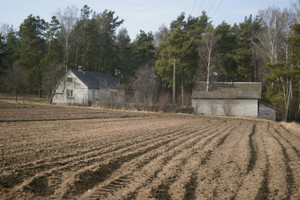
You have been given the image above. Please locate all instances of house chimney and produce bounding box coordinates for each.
[78,66,83,72]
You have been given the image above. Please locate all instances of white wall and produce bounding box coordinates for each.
[52,72,89,105]
[192,99,258,117]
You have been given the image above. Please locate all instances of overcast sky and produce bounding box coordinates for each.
[0,0,293,39]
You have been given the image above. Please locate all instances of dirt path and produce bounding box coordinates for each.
[0,101,299,199]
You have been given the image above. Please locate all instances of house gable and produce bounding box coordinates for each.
[51,71,88,105]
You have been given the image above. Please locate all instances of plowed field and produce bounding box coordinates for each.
[0,101,299,200]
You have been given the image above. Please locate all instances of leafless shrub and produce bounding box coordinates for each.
[42,62,64,102]
[130,65,158,107]
[2,62,24,102]
[157,92,171,106]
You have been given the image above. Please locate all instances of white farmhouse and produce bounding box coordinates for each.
[51,67,124,106]
[191,82,276,121]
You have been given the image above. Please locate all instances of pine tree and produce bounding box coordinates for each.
[19,15,47,95]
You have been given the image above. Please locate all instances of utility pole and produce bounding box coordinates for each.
[172,58,176,112]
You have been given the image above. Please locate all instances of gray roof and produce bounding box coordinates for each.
[192,82,262,99]
[71,70,117,89]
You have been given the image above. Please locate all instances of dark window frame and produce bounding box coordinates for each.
[67,90,74,98]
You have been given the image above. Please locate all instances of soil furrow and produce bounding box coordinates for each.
[247,124,257,173]
[4,124,201,197]
[131,123,237,200]
[1,102,300,200]
[80,122,232,199]
[55,122,212,199]
[268,124,300,199]
[231,122,269,200]
[1,119,200,168]
[192,122,253,199]
[83,122,236,199]
[273,126,300,158]
[257,122,288,199]
[1,121,208,190]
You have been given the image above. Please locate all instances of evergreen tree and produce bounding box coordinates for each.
[155,27,197,92]
[96,10,123,74]
[0,32,6,92]
[41,16,64,99]
[132,30,155,69]
[3,29,20,67]
[43,16,63,63]
[71,5,94,70]
[233,15,260,81]
[215,22,238,81]
[287,24,300,121]
[0,29,20,92]
[185,11,209,42]
[18,15,47,95]
[116,28,133,83]
[0,32,6,73]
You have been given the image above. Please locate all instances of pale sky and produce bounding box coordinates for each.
[0,0,293,39]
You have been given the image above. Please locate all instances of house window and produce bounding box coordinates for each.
[67,77,73,83]
[67,90,73,98]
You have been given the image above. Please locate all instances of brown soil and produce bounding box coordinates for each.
[0,101,299,200]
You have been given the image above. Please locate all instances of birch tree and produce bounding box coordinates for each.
[292,0,300,23]
[261,9,300,121]
[154,24,170,47]
[251,7,284,63]
[197,24,218,92]
[56,6,78,72]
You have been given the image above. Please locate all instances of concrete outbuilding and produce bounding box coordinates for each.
[191,82,276,121]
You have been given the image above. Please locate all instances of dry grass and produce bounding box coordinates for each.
[280,122,300,138]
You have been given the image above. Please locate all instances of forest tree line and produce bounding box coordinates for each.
[0,3,299,121]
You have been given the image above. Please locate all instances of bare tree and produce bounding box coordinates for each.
[281,8,297,62]
[251,7,284,63]
[291,0,300,23]
[254,6,298,121]
[56,6,79,72]
[197,24,218,92]
[131,65,158,107]
[154,24,170,47]
[0,23,11,41]
[42,62,64,103]
[3,62,24,102]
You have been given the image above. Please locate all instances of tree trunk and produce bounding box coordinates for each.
[206,50,211,92]
[285,80,292,121]
[65,36,69,72]
[181,81,184,107]
[14,86,17,103]
[75,48,79,68]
